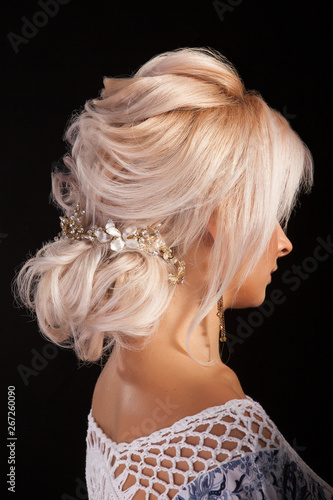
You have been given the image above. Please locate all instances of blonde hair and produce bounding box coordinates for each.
[14,48,313,364]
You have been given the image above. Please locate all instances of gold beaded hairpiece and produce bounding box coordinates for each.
[55,203,185,285]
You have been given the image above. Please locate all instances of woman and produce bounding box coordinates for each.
[15,48,333,498]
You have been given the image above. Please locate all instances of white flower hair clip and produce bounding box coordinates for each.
[55,203,185,285]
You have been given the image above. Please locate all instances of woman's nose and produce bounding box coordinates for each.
[277,224,293,257]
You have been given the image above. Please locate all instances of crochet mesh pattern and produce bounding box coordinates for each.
[86,397,282,499]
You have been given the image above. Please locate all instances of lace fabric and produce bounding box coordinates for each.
[86,396,300,499]
[175,448,333,500]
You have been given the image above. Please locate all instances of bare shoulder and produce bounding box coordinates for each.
[187,364,246,410]
[220,365,246,399]
[91,354,246,444]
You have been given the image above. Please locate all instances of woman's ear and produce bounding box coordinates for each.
[207,213,217,241]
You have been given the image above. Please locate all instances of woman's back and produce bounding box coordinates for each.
[87,368,333,499]
[91,346,246,445]
[88,358,276,499]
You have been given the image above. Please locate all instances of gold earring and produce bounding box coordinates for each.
[217,296,226,342]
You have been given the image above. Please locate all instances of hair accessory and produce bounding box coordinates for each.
[54,203,185,285]
[217,296,226,342]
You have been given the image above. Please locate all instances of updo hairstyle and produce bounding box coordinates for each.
[14,48,313,363]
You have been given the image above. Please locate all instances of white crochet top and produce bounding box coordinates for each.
[85,396,333,499]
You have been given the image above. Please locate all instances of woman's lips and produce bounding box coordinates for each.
[269,267,277,282]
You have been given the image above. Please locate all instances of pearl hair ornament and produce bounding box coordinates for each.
[55,203,186,285]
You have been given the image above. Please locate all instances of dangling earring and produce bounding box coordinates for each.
[217,296,230,364]
[217,296,226,342]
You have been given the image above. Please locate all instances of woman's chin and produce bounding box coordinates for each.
[231,296,266,309]
[252,296,266,308]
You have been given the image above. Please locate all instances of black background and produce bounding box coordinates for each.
[1,1,332,498]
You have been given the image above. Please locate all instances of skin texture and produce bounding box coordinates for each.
[92,222,293,444]
[224,223,293,309]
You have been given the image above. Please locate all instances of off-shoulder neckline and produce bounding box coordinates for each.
[87,395,262,450]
